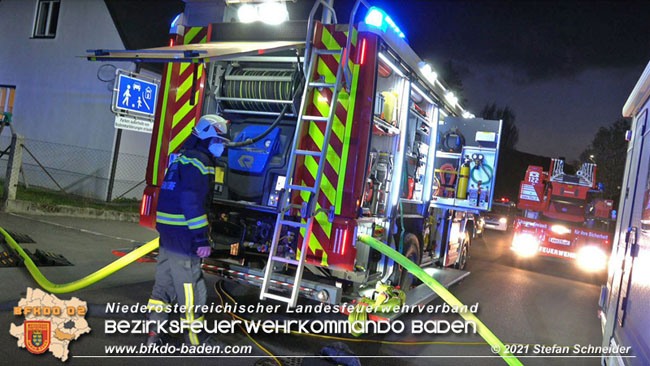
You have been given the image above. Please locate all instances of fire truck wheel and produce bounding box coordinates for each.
[398,233,421,290]
[454,235,469,270]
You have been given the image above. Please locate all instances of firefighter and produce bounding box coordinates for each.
[146,114,228,346]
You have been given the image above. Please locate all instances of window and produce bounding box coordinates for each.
[33,0,60,38]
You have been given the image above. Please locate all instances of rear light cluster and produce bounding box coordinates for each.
[141,194,152,216]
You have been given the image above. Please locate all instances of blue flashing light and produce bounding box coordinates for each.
[171,13,181,28]
[365,8,384,28]
[364,7,406,39]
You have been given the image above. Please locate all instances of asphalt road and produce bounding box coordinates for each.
[0,213,604,366]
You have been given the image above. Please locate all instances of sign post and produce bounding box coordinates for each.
[107,69,159,201]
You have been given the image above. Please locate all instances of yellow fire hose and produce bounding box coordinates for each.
[0,226,159,294]
[357,234,523,366]
[0,224,521,365]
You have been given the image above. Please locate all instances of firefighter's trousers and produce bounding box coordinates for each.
[147,246,207,345]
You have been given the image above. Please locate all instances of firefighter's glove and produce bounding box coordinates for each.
[196,246,212,258]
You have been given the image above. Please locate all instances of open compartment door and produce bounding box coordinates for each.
[431,116,502,212]
[86,41,305,63]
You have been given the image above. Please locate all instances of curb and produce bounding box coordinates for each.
[2,199,140,223]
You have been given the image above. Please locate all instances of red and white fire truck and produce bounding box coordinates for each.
[89,0,502,310]
[512,159,614,271]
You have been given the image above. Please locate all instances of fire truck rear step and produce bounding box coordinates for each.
[203,262,344,304]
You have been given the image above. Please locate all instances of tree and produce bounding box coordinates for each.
[480,103,519,150]
[579,117,631,201]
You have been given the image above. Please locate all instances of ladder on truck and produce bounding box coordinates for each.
[259,46,348,308]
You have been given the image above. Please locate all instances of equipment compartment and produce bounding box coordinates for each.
[431,116,502,212]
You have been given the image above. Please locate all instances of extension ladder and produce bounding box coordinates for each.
[259,45,348,308]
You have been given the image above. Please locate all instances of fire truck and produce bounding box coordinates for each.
[512,158,613,271]
[88,0,502,309]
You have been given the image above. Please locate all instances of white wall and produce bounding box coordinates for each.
[0,0,152,199]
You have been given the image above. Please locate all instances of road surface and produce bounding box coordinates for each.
[0,213,603,365]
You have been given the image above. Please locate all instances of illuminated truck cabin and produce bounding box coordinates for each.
[87,2,502,308]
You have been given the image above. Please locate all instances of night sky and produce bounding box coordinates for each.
[290,0,650,160]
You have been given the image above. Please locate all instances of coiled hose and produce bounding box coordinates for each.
[224,67,304,149]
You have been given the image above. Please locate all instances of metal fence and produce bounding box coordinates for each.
[0,135,148,201]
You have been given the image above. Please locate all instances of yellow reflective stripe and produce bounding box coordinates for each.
[176,73,194,102]
[147,299,170,312]
[320,26,341,53]
[179,62,190,75]
[184,283,200,345]
[157,212,185,219]
[184,27,201,44]
[308,119,342,171]
[148,299,170,305]
[187,214,207,223]
[176,64,204,103]
[335,65,359,215]
[156,212,209,229]
[156,217,187,226]
[188,222,208,230]
[173,99,194,127]
[178,156,215,175]
[169,121,194,153]
[304,155,336,207]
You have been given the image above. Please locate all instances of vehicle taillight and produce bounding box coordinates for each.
[359,38,367,65]
[140,186,160,229]
[141,194,151,216]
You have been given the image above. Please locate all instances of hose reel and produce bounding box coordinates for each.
[220,67,301,113]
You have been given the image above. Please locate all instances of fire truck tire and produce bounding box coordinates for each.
[398,233,421,290]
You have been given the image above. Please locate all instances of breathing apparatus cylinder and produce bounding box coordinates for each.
[457,161,470,199]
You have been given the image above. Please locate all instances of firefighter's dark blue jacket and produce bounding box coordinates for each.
[156,135,216,257]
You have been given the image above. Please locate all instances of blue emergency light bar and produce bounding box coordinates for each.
[364,6,405,39]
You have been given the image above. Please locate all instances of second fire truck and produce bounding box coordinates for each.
[512,158,613,271]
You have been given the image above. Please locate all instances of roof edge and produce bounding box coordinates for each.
[623,60,650,117]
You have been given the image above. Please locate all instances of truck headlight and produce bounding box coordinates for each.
[499,217,507,224]
[512,233,539,257]
[577,246,607,272]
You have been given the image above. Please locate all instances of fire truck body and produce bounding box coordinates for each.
[513,159,613,271]
[88,1,503,307]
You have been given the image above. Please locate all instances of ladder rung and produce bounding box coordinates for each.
[295,149,322,157]
[286,184,316,193]
[272,256,299,266]
[302,115,328,122]
[316,49,342,56]
[261,292,291,303]
[309,82,336,89]
[279,219,308,228]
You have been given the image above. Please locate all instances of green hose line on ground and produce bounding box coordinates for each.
[0,226,159,294]
[357,234,523,366]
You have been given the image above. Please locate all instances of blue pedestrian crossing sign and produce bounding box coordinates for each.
[113,73,159,117]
